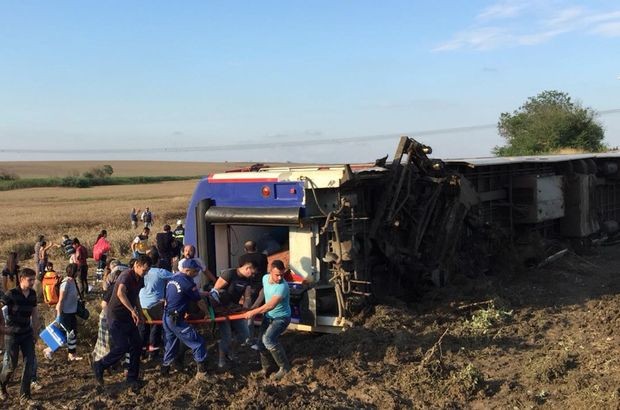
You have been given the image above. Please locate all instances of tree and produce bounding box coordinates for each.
[82,165,114,179]
[494,90,606,156]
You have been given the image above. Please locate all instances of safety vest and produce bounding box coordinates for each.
[173,226,185,240]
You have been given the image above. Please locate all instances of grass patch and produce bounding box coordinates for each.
[451,363,485,397]
[0,175,200,191]
[464,301,513,334]
[527,350,577,382]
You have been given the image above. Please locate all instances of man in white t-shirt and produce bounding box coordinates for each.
[178,245,216,290]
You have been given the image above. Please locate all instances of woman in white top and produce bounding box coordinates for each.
[43,264,83,361]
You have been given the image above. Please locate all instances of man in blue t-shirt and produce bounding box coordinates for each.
[139,253,174,357]
[160,258,209,380]
[244,259,291,380]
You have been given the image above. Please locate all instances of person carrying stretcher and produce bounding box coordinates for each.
[160,259,210,380]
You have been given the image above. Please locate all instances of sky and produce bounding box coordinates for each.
[1,0,619,163]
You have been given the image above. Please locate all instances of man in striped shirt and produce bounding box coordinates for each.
[0,268,40,403]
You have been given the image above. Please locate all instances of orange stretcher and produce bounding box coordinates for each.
[145,312,248,325]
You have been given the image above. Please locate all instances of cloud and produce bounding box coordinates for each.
[434,27,511,51]
[591,21,620,36]
[477,0,529,20]
[435,1,620,51]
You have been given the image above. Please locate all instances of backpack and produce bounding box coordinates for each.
[42,270,62,306]
[93,238,111,261]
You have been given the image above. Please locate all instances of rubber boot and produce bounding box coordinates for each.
[195,360,208,381]
[259,351,276,378]
[269,345,291,381]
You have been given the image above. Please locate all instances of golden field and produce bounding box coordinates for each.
[0,160,261,178]
[1,178,197,269]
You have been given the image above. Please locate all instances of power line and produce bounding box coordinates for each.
[2,108,620,155]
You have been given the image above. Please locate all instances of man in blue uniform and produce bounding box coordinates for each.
[244,259,291,380]
[160,258,209,380]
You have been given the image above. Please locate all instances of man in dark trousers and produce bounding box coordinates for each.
[0,268,40,404]
[72,238,89,294]
[212,260,256,368]
[238,240,268,342]
[155,225,176,271]
[92,255,152,391]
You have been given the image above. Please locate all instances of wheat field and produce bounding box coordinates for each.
[0,160,260,178]
[0,179,199,270]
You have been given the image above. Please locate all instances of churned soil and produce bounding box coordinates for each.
[4,244,620,409]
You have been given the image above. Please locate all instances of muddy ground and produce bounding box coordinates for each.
[4,244,620,409]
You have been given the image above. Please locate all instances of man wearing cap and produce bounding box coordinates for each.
[160,259,209,380]
[173,220,185,258]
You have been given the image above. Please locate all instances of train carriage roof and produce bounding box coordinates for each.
[444,152,620,168]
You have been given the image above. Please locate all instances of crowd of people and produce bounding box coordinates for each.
[0,208,294,404]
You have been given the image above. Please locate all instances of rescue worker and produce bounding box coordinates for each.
[244,260,292,380]
[160,259,209,380]
[131,227,150,259]
[172,220,185,258]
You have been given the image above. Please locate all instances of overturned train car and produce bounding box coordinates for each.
[184,137,620,333]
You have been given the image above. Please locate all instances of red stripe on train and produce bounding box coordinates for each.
[207,176,279,183]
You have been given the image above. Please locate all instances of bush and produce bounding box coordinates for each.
[82,165,114,179]
[464,302,513,334]
[0,169,19,181]
[61,176,93,188]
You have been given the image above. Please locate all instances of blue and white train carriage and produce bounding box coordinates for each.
[184,137,620,333]
[184,163,387,333]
